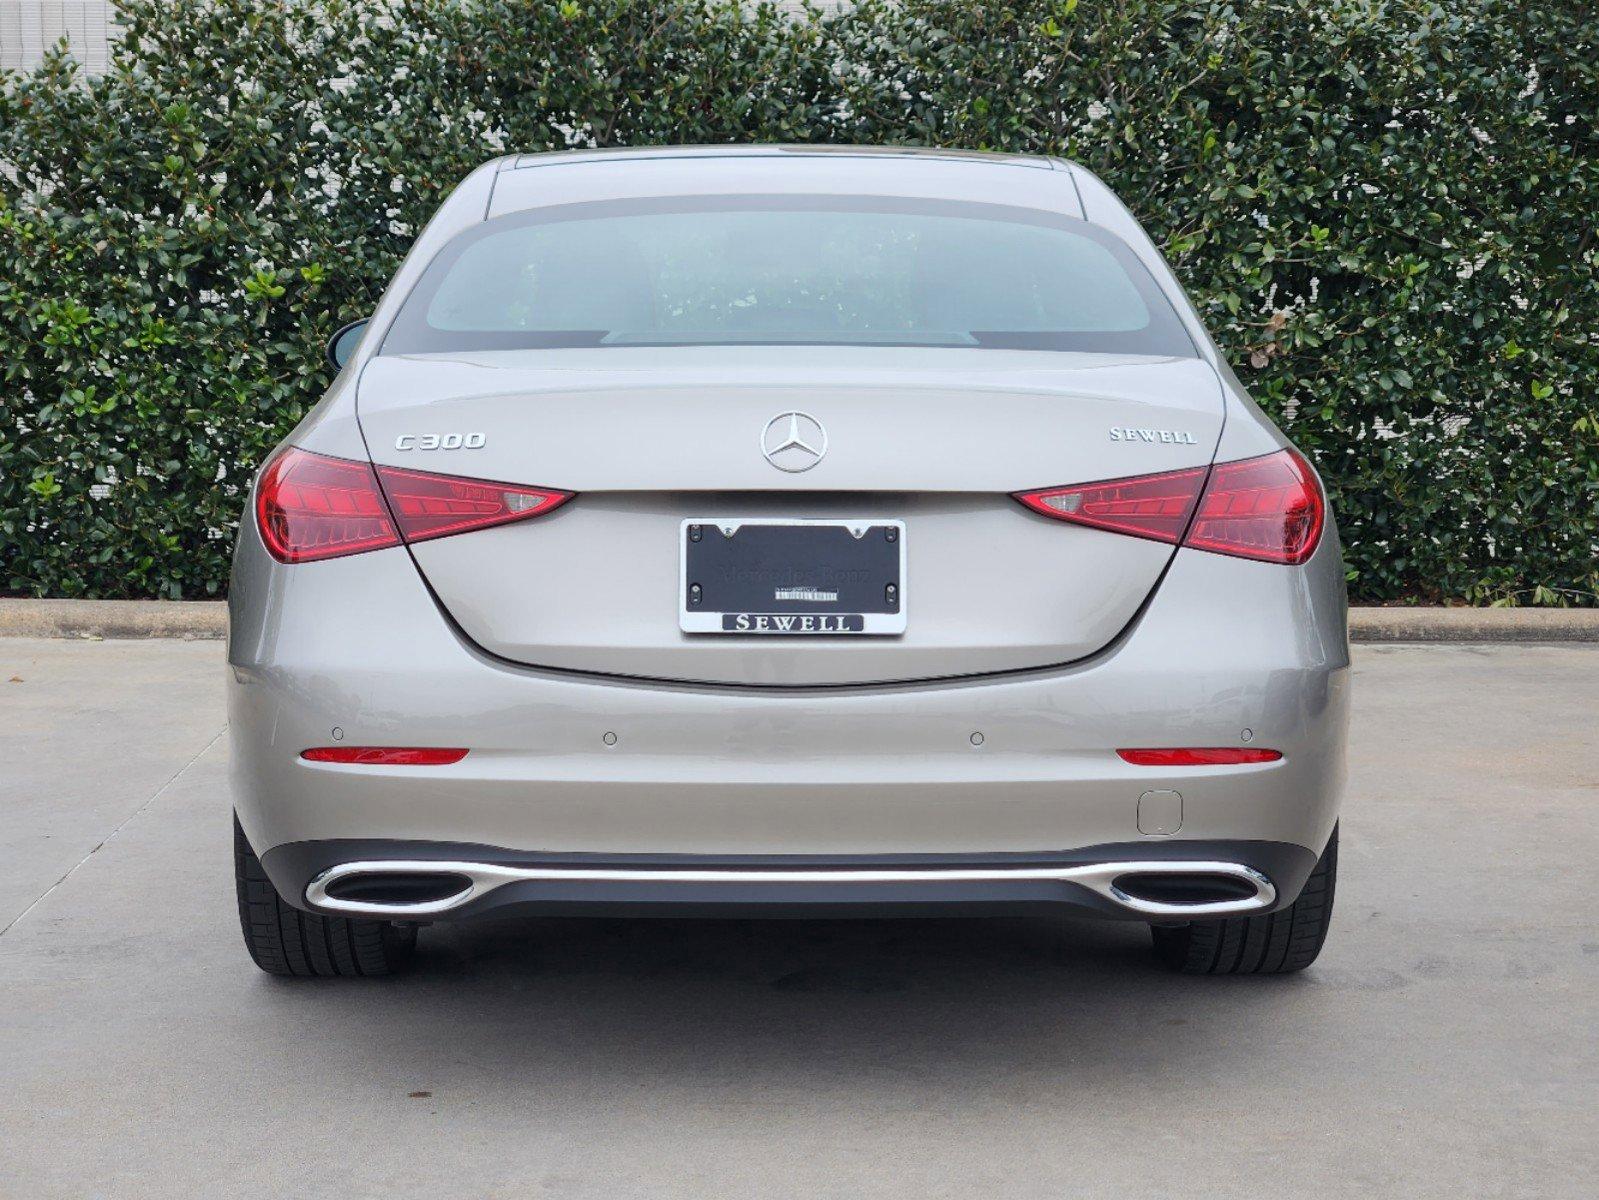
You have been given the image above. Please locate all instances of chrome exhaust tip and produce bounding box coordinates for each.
[305,858,1277,919]
[1109,870,1271,909]
[317,870,475,909]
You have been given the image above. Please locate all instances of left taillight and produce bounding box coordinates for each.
[376,462,571,545]
[256,449,399,563]
[1014,448,1325,565]
[255,447,572,564]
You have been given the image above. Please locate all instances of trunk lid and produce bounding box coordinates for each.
[357,347,1222,685]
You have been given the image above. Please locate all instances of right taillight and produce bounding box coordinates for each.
[1015,448,1325,565]
[1185,449,1324,565]
[1012,466,1207,545]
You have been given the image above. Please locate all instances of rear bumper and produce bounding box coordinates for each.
[262,838,1316,923]
[228,518,1349,917]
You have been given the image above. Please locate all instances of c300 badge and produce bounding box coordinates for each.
[394,432,486,451]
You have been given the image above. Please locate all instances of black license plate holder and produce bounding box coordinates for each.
[679,519,906,635]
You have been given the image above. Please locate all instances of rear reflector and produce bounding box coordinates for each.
[1118,748,1283,766]
[1014,449,1325,564]
[301,747,470,765]
[256,447,571,563]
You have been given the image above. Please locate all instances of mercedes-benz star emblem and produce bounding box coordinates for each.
[760,411,828,472]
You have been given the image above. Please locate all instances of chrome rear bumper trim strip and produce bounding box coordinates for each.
[305,858,1277,919]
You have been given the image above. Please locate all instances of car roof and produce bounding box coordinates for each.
[487,144,1081,218]
[506,144,1057,170]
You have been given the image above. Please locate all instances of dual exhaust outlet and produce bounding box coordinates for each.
[306,859,1277,919]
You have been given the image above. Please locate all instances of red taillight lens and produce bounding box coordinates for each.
[1118,748,1283,766]
[301,746,469,765]
[1012,466,1207,544]
[374,464,571,544]
[256,449,400,563]
[1185,449,1324,565]
[1014,449,1325,565]
[256,448,572,563]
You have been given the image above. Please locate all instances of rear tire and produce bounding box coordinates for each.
[1150,825,1338,975]
[234,815,416,977]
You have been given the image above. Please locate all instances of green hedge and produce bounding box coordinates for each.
[3,0,1596,603]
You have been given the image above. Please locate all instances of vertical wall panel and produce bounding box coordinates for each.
[2,2,843,78]
[0,1,118,75]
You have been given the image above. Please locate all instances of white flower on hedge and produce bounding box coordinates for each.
[554,121,598,149]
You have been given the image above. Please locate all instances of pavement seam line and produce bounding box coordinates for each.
[0,725,228,940]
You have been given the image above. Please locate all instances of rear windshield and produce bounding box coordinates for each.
[382,195,1196,356]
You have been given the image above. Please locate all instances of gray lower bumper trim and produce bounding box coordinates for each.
[305,858,1276,920]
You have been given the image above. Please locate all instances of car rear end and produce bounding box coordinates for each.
[227,149,1347,976]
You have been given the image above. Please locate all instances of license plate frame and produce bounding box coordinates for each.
[679,518,907,636]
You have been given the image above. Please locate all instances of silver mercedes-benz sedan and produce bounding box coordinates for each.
[229,146,1346,979]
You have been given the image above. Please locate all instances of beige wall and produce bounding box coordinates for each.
[0,1,117,74]
[0,1,847,77]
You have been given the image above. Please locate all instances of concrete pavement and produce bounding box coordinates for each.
[1,638,1595,1198]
